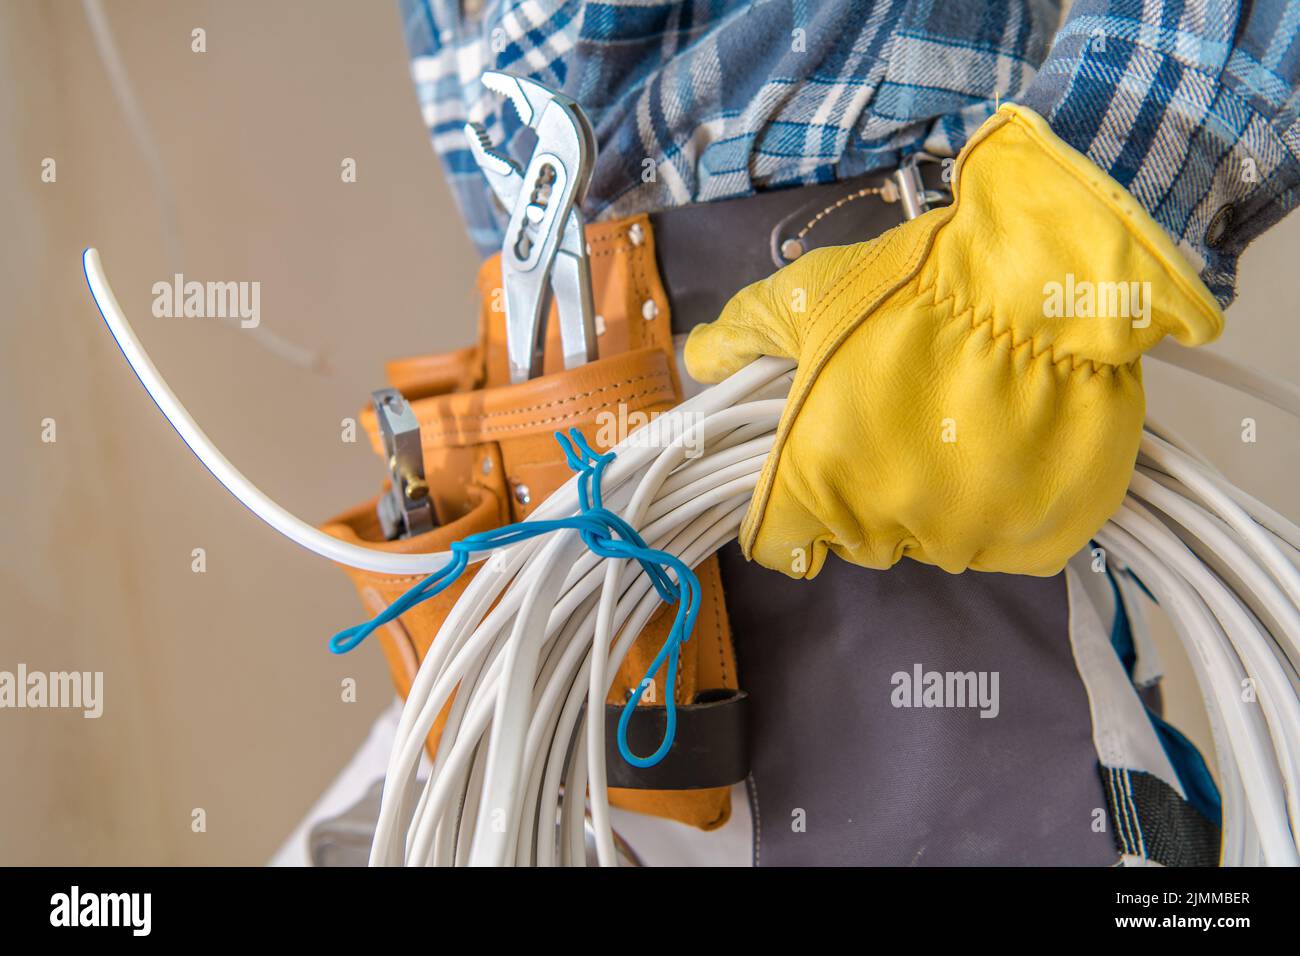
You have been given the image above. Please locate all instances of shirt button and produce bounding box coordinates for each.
[1205,204,1234,248]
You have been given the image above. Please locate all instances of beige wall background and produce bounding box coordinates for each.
[0,0,1296,865]
[0,0,479,865]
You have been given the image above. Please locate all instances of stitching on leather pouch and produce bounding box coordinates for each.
[587,228,624,260]
[505,396,665,469]
[506,391,675,469]
[631,247,644,351]
[425,370,667,422]
[499,380,670,428]
[674,641,684,702]
[419,382,674,445]
[346,502,500,586]
[352,558,465,587]
[364,568,459,586]
[509,455,577,470]
[708,563,729,688]
[415,373,671,437]
[632,234,654,351]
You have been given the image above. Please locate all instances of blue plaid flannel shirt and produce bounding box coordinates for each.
[399,0,1300,306]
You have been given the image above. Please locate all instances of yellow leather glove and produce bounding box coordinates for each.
[685,104,1224,578]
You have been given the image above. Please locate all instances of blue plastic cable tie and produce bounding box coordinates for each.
[328,428,703,768]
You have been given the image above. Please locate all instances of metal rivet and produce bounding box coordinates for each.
[595,314,606,336]
[404,475,429,501]
[641,299,658,321]
[513,483,531,506]
[1205,204,1234,248]
[481,457,493,475]
[780,237,805,261]
[628,223,644,246]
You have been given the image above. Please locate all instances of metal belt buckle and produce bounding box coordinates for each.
[890,152,953,221]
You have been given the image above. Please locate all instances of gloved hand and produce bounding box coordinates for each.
[686,104,1224,578]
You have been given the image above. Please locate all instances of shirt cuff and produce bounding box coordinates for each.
[1020,0,1300,308]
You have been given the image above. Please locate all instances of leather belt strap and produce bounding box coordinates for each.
[650,161,952,334]
[359,348,676,456]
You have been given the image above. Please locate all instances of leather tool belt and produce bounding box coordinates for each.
[321,161,951,831]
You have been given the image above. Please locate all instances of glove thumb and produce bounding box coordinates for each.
[684,242,867,383]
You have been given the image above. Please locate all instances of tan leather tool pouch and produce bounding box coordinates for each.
[322,214,738,830]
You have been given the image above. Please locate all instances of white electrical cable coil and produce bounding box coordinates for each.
[375,365,1300,868]
[85,247,1300,866]
[375,378,1300,868]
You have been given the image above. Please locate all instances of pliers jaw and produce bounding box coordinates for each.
[464,120,523,211]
